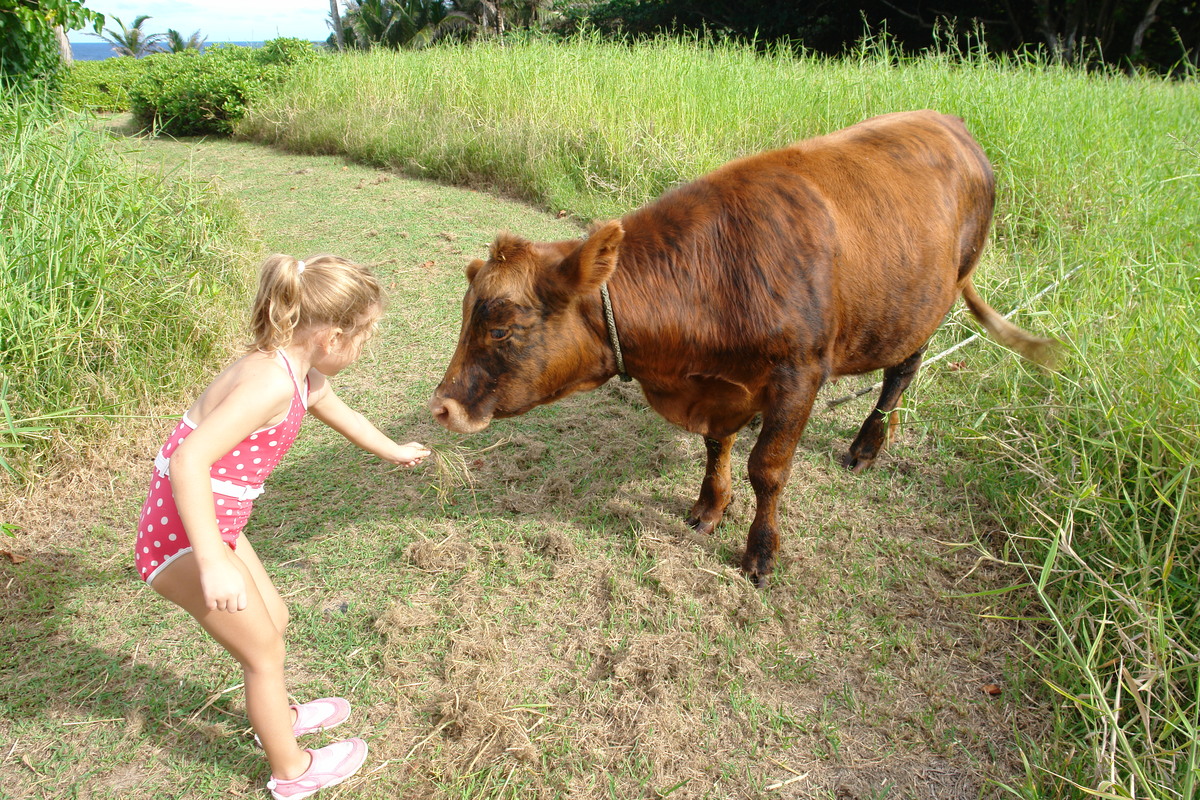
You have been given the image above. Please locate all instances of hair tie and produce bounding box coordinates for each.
[296,260,306,274]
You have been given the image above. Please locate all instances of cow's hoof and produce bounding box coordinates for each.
[686,515,718,537]
[740,554,774,588]
[840,451,876,474]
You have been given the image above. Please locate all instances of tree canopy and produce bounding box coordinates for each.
[1,0,103,85]
[567,0,1197,73]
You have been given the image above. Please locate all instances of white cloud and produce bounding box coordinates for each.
[72,1,331,43]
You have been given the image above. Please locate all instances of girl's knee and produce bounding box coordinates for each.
[236,629,287,674]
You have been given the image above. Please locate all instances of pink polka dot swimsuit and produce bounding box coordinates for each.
[135,353,309,584]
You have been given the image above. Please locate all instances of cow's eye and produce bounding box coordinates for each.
[489,328,509,341]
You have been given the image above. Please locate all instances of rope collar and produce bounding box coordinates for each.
[600,283,632,382]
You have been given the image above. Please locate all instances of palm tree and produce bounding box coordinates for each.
[338,0,474,49]
[164,29,207,53]
[92,15,166,57]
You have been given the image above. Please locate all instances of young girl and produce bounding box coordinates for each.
[135,254,430,799]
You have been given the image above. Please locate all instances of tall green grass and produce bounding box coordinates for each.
[0,96,255,478]
[239,34,1198,798]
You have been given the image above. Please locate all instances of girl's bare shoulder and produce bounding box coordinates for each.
[191,352,295,422]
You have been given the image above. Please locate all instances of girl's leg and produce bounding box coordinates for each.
[151,551,311,780]
[231,536,289,636]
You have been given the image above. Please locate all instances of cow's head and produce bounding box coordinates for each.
[430,220,625,433]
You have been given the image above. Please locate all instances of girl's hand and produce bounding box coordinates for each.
[394,442,431,467]
[199,556,248,613]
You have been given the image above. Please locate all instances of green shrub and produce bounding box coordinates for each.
[59,56,146,112]
[128,38,319,136]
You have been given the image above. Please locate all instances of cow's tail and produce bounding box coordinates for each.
[961,279,1061,369]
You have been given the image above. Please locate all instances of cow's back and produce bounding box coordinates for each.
[616,110,994,381]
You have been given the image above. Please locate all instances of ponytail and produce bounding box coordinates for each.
[246,254,383,352]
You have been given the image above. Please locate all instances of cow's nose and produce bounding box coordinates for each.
[429,394,452,427]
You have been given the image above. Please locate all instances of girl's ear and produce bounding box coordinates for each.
[314,325,343,353]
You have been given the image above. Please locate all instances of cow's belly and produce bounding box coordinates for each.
[641,373,763,439]
[831,282,960,375]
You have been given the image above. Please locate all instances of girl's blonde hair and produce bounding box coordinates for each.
[247,254,383,352]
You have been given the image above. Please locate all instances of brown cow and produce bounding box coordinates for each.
[430,110,1058,586]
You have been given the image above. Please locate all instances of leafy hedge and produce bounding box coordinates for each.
[129,38,319,136]
[59,56,146,112]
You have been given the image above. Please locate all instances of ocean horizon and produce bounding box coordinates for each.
[69,40,322,61]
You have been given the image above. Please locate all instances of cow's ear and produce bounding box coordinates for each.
[465,258,485,283]
[568,220,624,294]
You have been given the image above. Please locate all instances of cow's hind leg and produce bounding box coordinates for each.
[842,346,926,473]
[742,368,823,587]
[687,434,736,536]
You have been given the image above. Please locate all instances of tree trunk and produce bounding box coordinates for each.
[330,0,346,50]
[55,25,73,66]
[1131,0,1164,58]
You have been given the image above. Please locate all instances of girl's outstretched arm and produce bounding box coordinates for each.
[307,378,430,467]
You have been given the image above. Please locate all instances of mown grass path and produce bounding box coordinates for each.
[0,119,1050,799]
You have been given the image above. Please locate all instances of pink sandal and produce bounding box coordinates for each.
[267,737,368,800]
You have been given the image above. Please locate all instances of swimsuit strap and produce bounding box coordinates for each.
[276,350,310,410]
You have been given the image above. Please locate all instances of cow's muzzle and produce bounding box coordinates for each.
[429,394,493,434]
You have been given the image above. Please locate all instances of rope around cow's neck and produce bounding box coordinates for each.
[600,283,632,382]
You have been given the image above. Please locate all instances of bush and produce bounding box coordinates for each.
[128,38,319,136]
[59,56,146,112]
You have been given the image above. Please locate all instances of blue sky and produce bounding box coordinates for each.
[70,1,331,43]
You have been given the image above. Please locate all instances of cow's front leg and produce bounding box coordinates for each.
[686,434,736,536]
[742,371,822,586]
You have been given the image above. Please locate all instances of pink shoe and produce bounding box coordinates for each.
[255,698,351,746]
[291,697,351,736]
[267,737,368,800]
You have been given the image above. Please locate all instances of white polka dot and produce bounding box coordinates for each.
[227,510,234,516]
[160,516,168,525]
[218,468,226,474]
[156,498,163,507]
[236,464,244,470]
[250,446,259,452]
[143,547,150,554]
[217,498,224,506]
[232,450,240,457]
[250,434,258,440]
[155,480,161,489]
[150,560,158,567]
[154,541,161,548]
[269,441,278,447]
[268,429,276,434]
[168,534,177,542]
[253,458,262,464]
[148,524,154,533]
